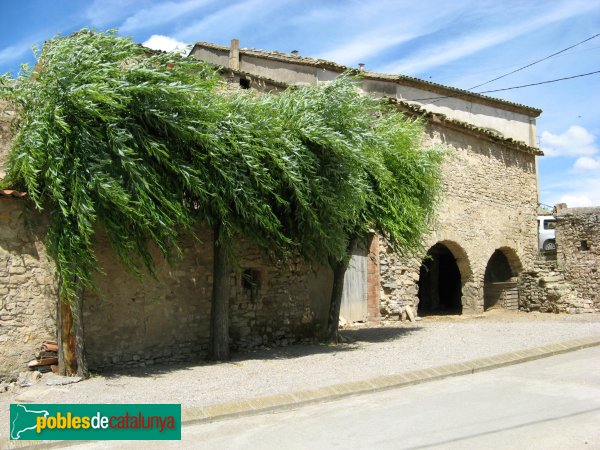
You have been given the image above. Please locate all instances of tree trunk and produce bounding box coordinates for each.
[58,297,75,376]
[325,259,349,343]
[325,238,358,343]
[209,224,231,361]
[72,294,89,378]
[58,280,89,378]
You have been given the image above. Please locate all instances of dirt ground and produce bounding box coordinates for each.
[1,310,599,439]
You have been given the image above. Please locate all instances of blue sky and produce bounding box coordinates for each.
[1,0,599,207]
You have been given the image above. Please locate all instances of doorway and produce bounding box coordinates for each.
[417,243,463,315]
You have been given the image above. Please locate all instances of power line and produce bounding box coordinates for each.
[468,32,600,90]
[477,70,600,93]
[413,69,600,101]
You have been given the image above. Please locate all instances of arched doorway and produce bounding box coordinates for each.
[417,243,463,316]
[483,248,521,310]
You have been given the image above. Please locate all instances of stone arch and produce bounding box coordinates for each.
[417,240,472,316]
[483,247,522,310]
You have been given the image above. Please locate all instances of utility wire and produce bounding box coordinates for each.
[468,32,600,90]
[413,70,600,101]
[477,70,600,94]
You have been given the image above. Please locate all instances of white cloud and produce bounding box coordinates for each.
[0,43,31,68]
[313,1,467,67]
[120,0,215,34]
[316,31,418,67]
[84,0,147,27]
[559,194,593,207]
[379,0,599,75]
[142,35,189,54]
[541,125,598,157]
[174,0,292,43]
[544,177,600,208]
[573,156,600,171]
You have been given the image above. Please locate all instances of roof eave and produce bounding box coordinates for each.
[190,42,542,117]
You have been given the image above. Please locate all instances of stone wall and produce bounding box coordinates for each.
[0,202,57,378]
[1,96,334,373]
[83,227,331,370]
[519,258,595,313]
[555,207,600,309]
[379,123,538,318]
[0,204,332,374]
[0,99,15,179]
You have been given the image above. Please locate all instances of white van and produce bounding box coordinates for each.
[538,215,557,251]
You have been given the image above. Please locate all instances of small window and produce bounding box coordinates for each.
[242,268,261,301]
[580,240,590,251]
[239,78,251,89]
[544,220,557,230]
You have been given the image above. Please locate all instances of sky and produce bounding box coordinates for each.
[1,0,599,207]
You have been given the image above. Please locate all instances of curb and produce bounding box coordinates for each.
[3,335,600,449]
[180,335,600,425]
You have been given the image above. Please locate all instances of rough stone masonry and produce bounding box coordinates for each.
[0,41,550,375]
[556,207,599,309]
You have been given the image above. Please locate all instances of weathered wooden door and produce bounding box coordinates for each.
[340,243,368,322]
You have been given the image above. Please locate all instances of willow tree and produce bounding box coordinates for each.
[1,29,443,369]
[0,30,235,373]
[268,79,443,342]
[0,30,356,366]
[324,104,443,342]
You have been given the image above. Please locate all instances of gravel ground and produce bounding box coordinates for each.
[1,310,599,432]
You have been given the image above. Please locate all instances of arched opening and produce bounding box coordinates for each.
[417,243,463,316]
[483,248,521,310]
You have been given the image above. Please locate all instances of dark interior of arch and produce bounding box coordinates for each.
[483,250,514,310]
[417,243,462,316]
[484,250,513,283]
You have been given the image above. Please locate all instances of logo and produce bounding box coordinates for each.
[10,404,181,440]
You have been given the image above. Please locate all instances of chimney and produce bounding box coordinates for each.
[229,38,240,70]
[291,50,299,56]
[358,63,365,71]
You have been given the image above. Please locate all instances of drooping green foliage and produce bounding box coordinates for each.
[0,29,442,306]
[362,104,443,254]
[267,77,442,261]
[1,31,225,299]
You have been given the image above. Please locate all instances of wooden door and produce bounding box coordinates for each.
[340,243,368,322]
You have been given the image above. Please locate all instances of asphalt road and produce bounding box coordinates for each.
[72,346,600,449]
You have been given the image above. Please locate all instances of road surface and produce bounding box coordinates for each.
[72,346,600,449]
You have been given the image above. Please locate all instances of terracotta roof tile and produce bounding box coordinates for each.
[0,189,27,199]
[192,42,542,116]
[388,98,543,156]
[207,65,542,156]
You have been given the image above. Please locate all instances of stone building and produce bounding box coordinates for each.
[189,40,542,320]
[1,40,544,376]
